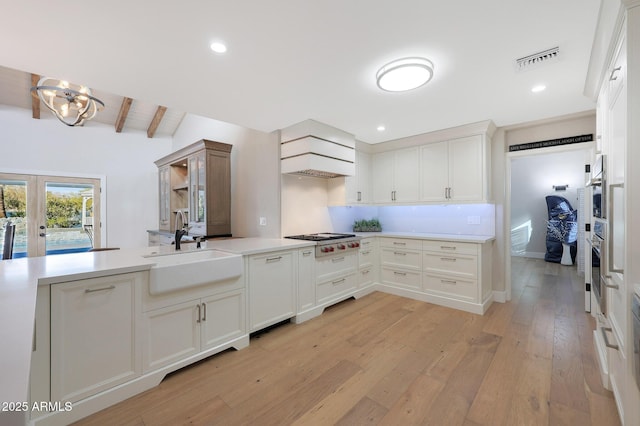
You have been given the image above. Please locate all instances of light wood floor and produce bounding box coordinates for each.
[76,258,620,425]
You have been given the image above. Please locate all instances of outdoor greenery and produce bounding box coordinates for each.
[0,185,91,228]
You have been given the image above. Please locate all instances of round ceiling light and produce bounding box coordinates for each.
[210,42,227,54]
[376,57,434,92]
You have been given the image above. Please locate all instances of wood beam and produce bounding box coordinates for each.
[147,106,167,138]
[30,74,40,119]
[115,97,133,133]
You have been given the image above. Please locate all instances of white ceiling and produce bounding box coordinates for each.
[0,0,601,143]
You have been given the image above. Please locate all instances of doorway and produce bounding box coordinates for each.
[505,144,593,308]
[0,173,103,258]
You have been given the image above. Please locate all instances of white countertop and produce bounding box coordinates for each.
[354,231,495,243]
[204,237,316,255]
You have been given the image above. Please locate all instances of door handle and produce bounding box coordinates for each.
[201,303,206,321]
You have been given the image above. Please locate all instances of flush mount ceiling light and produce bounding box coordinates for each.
[376,57,434,92]
[30,77,104,126]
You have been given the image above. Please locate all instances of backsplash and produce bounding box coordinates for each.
[329,204,495,236]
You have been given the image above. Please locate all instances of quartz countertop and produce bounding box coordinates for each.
[203,237,316,255]
[354,231,495,243]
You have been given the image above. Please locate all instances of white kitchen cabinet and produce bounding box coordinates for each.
[420,135,487,202]
[297,247,316,313]
[315,252,358,304]
[358,237,378,288]
[345,150,372,204]
[372,147,420,203]
[380,238,422,291]
[50,273,144,403]
[249,250,296,332]
[158,165,171,230]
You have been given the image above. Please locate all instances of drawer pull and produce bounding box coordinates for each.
[302,251,312,256]
[440,257,457,262]
[196,304,201,323]
[201,302,207,321]
[440,246,457,250]
[609,66,622,81]
[441,279,457,285]
[361,241,370,246]
[394,271,407,276]
[393,242,406,246]
[394,252,407,256]
[361,250,371,255]
[601,326,619,350]
[266,256,282,262]
[85,285,116,293]
[361,270,370,275]
[332,257,345,263]
[332,278,346,285]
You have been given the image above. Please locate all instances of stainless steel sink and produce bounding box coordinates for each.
[145,249,242,295]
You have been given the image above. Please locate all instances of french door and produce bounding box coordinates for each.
[0,173,101,258]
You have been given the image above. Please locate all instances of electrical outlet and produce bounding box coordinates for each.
[259,217,267,226]
[467,216,481,225]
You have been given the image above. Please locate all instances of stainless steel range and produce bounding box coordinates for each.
[284,233,361,257]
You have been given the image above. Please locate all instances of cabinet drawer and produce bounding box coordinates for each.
[380,237,422,250]
[423,274,477,302]
[317,273,357,304]
[316,253,357,283]
[381,267,421,290]
[381,247,421,271]
[359,248,376,269]
[423,253,477,279]
[358,267,375,287]
[422,240,478,256]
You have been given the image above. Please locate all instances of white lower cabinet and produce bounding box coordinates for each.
[316,252,357,305]
[249,250,296,332]
[297,247,316,313]
[380,238,422,291]
[142,288,245,373]
[50,273,143,403]
[358,237,378,288]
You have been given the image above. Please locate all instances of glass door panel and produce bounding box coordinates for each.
[42,180,98,255]
[0,178,29,259]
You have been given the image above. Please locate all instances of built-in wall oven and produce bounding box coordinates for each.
[591,154,606,219]
[591,220,606,315]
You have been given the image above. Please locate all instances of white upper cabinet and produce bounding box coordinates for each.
[420,134,488,203]
[372,147,420,203]
[344,150,372,204]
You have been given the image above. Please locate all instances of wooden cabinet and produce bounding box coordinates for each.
[372,147,420,203]
[142,272,245,373]
[248,250,296,332]
[420,135,488,202]
[155,139,232,237]
[50,273,143,403]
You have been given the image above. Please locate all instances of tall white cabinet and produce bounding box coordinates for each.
[372,147,420,203]
[586,2,640,424]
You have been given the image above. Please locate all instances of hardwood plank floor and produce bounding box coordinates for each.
[75,258,620,425]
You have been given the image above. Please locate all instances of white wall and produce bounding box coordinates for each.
[511,151,588,258]
[172,114,280,238]
[0,105,171,248]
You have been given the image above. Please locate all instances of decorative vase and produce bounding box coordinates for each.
[561,243,572,265]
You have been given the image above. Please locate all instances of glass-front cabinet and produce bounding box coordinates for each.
[155,140,232,238]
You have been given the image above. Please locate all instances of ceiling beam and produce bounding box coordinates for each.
[30,74,40,119]
[147,106,167,138]
[115,97,133,133]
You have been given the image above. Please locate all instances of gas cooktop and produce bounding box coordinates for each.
[284,233,356,242]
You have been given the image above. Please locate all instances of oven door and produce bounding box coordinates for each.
[591,237,605,316]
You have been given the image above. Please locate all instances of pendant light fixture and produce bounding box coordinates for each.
[376,57,434,92]
[31,77,105,126]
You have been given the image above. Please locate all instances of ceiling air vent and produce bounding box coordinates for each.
[515,46,560,72]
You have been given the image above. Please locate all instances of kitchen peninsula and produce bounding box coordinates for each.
[1,232,493,426]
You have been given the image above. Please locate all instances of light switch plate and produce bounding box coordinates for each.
[259,217,267,226]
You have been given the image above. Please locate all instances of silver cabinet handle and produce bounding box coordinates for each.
[609,66,622,81]
[361,270,370,275]
[441,279,457,284]
[394,271,407,276]
[302,251,312,256]
[394,251,407,256]
[196,304,201,323]
[201,303,206,321]
[357,191,362,202]
[601,326,619,350]
[85,285,116,293]
[440,257,457,262]
[332,257,345,263]
[608,183,624,274]
[393,242,406,246]
[266,256,282,262]
[361,250,371,255]
[332,278,346,285]
[440,246,457,250]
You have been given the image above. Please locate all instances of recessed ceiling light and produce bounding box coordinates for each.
[531,84,546,93]
[376,57,434,92]
[377,125,386,131]
[210,42,227,54]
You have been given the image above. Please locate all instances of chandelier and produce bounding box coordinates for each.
[31,77,105,126]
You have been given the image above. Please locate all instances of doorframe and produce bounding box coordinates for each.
[504,142,595,302]
[0,168,107,256]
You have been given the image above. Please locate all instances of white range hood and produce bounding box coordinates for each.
[280,119,355,178]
